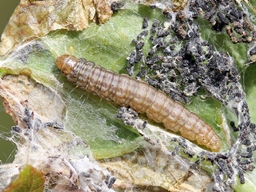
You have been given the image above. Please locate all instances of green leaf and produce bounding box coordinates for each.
[0,3,230,159]
[245,64,256,124]
[40,4,230,153]
[3,165,45,192]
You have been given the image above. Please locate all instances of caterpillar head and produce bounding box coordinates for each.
[56,54,78,75]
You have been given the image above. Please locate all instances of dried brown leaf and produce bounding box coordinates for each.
[0,0,113,55]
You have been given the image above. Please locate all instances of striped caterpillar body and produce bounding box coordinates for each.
[56,54,222,152]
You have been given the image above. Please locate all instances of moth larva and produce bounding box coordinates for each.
[56,54,222,152]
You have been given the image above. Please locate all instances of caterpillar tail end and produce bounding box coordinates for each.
[208,137,222,152]
[56,54,79,75]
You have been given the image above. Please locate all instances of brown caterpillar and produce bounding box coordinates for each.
[56,54,222,152]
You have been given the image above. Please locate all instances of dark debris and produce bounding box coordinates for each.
[12,100,64,138]
[105,175,117,188]
[192,0,256,44]
[111,1,123,13]
[117,107,147,130]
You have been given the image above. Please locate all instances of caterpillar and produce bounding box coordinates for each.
[56,54,222,152]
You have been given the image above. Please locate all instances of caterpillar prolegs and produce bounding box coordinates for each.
[56,54,222,152]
